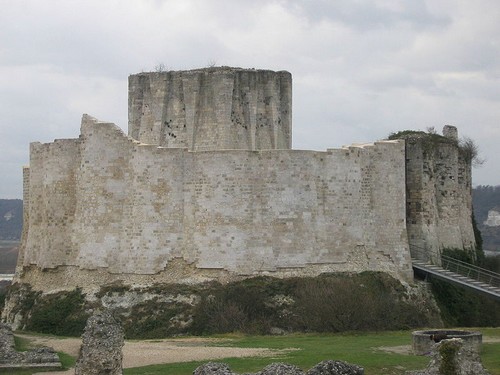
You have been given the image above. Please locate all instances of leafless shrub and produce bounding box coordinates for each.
[292,277,396,332]
[154,63,167,72]
[191,273,433,335]
[204,300,248,333]
[426,126,437,135]
[459,137,485,167]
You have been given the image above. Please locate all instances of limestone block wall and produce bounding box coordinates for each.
[15,166,30,271]
[17,115,413,283]
[128,68,292,151]
[405,130,475,259]
[20,138,81,269]
[73,117,187,273]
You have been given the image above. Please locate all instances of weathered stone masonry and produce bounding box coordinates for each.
[404,129,475,260]
[12,67,475,293]
[128,68,292,151]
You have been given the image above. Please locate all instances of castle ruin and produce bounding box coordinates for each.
[11,67,475,293]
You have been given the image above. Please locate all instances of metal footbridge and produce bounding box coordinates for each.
[410,245,500,301]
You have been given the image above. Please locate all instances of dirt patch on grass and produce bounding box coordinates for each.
[376,345,412,355]
[483,336,500,343]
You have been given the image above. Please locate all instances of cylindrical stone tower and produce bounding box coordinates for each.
[128,67,292,151]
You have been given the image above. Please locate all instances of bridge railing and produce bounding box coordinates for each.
[410,245,500,288]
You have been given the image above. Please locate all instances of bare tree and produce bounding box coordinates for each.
[459,136,485,167]
[426,126,437,134]
[154,63,167,72]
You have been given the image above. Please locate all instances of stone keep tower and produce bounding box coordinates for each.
[128,67,292,151]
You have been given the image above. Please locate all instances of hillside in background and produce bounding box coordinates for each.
[473,185,500,252]
[0,199,22,240]
[0,199,22,273]
[0,244,18,273]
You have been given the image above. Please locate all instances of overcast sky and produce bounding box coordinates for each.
[1,0,499,198]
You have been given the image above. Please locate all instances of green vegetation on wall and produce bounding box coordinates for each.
[6,272,442,338]
[430,247,500,327]
[6,265,498,338]
[0,290,5,316]
[5,285,89,337]
[191,272,437,335]
[190,272,418,334]
[10,263,499,338]
[438,339,460,375]
[26,288,89,336]
[430,277,500,327]
[387,129,455,152]
[388,128,483,167]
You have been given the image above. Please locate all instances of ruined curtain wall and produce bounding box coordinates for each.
[19,139,81,269]
[19,116,412,284]
[406,138,475,258]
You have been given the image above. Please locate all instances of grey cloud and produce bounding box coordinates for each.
[0,0,499,197]
[287,0,450,31]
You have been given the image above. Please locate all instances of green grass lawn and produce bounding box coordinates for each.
[123,332,426,375]
[6,328,500,375]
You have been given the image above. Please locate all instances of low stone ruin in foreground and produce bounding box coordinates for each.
[0,323,61,371]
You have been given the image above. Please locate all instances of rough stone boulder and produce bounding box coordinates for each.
[75,310,124,375]
[193,360,366,375]
[194,362,235,375]
[406,338,490,375]
[307,360,364,375]
[258,362,305,375]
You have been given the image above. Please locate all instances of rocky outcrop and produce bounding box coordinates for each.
[407,338,490,375]
[75,310,124,375]
[193,360,364,375]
